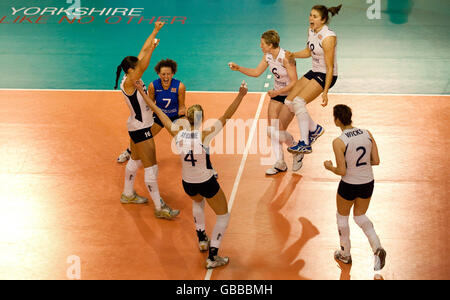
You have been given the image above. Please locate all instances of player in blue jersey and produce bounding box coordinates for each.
[117,59,186,162]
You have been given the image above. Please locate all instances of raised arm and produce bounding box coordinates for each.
[228,56,268,77]
[133,22,165,80]
[324,138,347,176]
[203,81,248,144]
[135,80,179,137]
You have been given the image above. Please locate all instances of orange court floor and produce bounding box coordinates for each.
[0,89,448,280]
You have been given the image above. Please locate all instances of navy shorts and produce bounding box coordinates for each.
[270,95,287,104]
[338,180,374,201]
[304,70,338,89]
[153,114,185,128]
[128,126,153,144]
[182,175,220,199]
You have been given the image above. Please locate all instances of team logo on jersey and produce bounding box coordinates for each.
[318,34,323,40]
[277,58,283,63]
[171,87,177,93]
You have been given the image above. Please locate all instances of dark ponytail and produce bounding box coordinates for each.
[312,4,342,24]
[114,65,122,90]
[113,56,139,90]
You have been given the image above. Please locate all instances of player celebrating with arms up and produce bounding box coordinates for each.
[135,79,248,269]
[229,30,304,175]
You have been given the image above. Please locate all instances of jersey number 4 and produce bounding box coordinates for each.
[184,151,198,166]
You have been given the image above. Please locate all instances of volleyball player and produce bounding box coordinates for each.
[228,30,304,175]
[135,79,248,269]
[113,22,179,219]
[324,104,386,271]
[284,4,342,154]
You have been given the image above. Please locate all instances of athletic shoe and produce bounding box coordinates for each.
[374,248,387,271]
[292,153,304,172]
[117,149,131,163]
[287,141,312,154]
[309,124,325,144]
[120,191,148,204]
[154,201,180,220]
[334,249,352,264]
[206,256,229,269]
[265,160,287,175]
[213,169,218,179]
[196,230,210,252]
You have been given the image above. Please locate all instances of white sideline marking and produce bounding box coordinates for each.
[204,92,267,281]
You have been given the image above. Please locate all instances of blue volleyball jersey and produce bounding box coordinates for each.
[153,78,180,118]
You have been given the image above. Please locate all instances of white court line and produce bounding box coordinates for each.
[0,88,449,97]
[204,92,267,281]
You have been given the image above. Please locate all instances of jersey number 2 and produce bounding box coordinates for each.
[184,151,197,166]
[356,146,367,167]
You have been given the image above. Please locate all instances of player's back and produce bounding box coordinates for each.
[176,129,214,183]
[338,127,374,184]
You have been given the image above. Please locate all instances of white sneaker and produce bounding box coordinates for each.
[213,169,218,179]
[334,249,352,264]
[206,256,229,269]
[120,191,148,204]
[117,149,131,163]
[265,160,287,175]
[374,248,386,271]
[292,153,304,172]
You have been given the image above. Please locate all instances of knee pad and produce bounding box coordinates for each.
[354,214,372,229]
[126,159,142,173]
[292,96,308,115]
[278,130,293,145]
[267,126,280,140]
[144,165,158,183]
[216,212,230,229]
[336,212,350,228]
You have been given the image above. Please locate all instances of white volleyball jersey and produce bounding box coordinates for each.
[120,75,154,132]
[265,48,291,95]
[307,25,338,75]
[176,129,214,183]
[339,128,374,184]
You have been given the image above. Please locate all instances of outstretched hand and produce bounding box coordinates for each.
[154,21,165,31]
[228,62,239,71]
[285,50,295,60]
[239,80,248,96]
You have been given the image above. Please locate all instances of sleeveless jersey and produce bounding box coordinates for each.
[265,48,291,95]
[338,127,374,184]
[307,25,338,75]
[153,78,181,118]
[120,75,154,131]
[176,129,214,183]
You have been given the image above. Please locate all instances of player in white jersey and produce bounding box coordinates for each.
[135,79,248,269]
[283,5,342,155]
[324,104,386,271]
[228,30,304,175]
[112,21,179,219]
